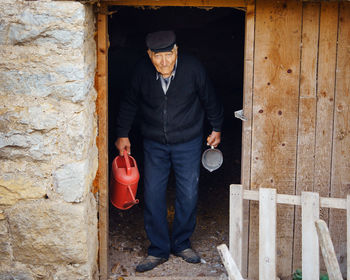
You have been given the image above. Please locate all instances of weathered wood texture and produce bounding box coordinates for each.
[315,220,343,280]
[240,2,255,277]
[301,192,320,280]
[347,196,350,280]
[231,186,349,279]
[100,0,246,7]
[314,1,338,225]
[259,188,276,280]
[230,184,244,273]
[329,3,350,276]
[249,0,302,278]
[293,2,320,271]
[96,6,109,280]
[246,0,349,278]
[218,244,245,280]
[242,189,347,209]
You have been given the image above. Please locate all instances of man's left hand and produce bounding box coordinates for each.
[207,131,221,148]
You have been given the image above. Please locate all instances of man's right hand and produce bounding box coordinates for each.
[115,137,131,156]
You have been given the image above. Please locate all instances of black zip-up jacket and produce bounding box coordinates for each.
[116,52,224,144]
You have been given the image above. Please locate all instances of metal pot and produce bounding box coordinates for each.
[201,146,223,172]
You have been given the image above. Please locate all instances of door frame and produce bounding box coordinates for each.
[95,1,255,278]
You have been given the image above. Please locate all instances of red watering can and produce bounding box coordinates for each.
[110,150,140,210]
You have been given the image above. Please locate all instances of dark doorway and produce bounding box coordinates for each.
[107,6,244,278]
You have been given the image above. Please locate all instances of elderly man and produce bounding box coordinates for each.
[115,30,224,272]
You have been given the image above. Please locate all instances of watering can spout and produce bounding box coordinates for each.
[123,185,139,208]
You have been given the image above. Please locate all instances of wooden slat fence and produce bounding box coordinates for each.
[229,184,350,280]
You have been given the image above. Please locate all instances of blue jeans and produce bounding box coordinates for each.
[143,136,202,259]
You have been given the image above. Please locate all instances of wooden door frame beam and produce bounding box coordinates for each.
[96,3,109,280]
[95,1,254,279]
[100,0,247,8]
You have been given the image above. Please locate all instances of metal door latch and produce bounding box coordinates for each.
[234,109,247,121]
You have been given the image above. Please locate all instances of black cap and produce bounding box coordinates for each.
[145,30,176,53]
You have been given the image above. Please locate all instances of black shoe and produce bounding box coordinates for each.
[175,248,201,263]
[136,255,167,272]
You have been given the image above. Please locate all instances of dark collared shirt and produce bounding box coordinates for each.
[156,59,177,94]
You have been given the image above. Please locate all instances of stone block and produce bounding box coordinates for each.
[53,160,89,203]
[0,242,10,263]
[0,177,46,206]
[4,2,86,48]
[51,80,93,103]
[0,159,53,203]
[0,1,96,103]
[8,22,85,48]
[0,130,59,161]
[53,144,97,202]
[0,19,6,44]
[0,272,33,280]
[0,70,57,98]
[53,263,98,280]
[59,98,97,160]
[0,47,95,102]
[0,209,5,220]
[0,263,97,280]
[0,95,97,162]
[7,197,97,265]
[18,103,60,131]
[0,96,59,161]
[0,220,11,263]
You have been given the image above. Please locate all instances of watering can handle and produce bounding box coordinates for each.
[123,150,131,176]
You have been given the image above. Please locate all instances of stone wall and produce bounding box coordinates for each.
[0,1,98,279]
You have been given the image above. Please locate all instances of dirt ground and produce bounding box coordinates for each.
[108,148,240,280]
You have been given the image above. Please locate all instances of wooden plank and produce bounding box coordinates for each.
[347,195,350,280]
[230,184,243,272]
[243,189,347,209]
[301,192,320,280]
[217,244,245,280]
[241,2,255,277]
[301,0,347,1]
[96,6,109,280]
[313,2,338,223]
[321,198,347,210]
[329,2,350,276]
[245,190,302,206]
[249,0,302,277]
[315,220,343,280]
[100,0,246,7]
[244,189,259,201]
[278,193,301,206]
[293,2,320,271]
[245,190,302,205]
[313,2,339,274]
[259,188,276,280]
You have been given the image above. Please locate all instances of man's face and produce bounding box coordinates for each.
[147,45,178,78]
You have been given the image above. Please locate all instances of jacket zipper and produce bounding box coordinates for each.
[163,95,168,143]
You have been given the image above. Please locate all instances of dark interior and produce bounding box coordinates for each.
[107,5,245,276]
